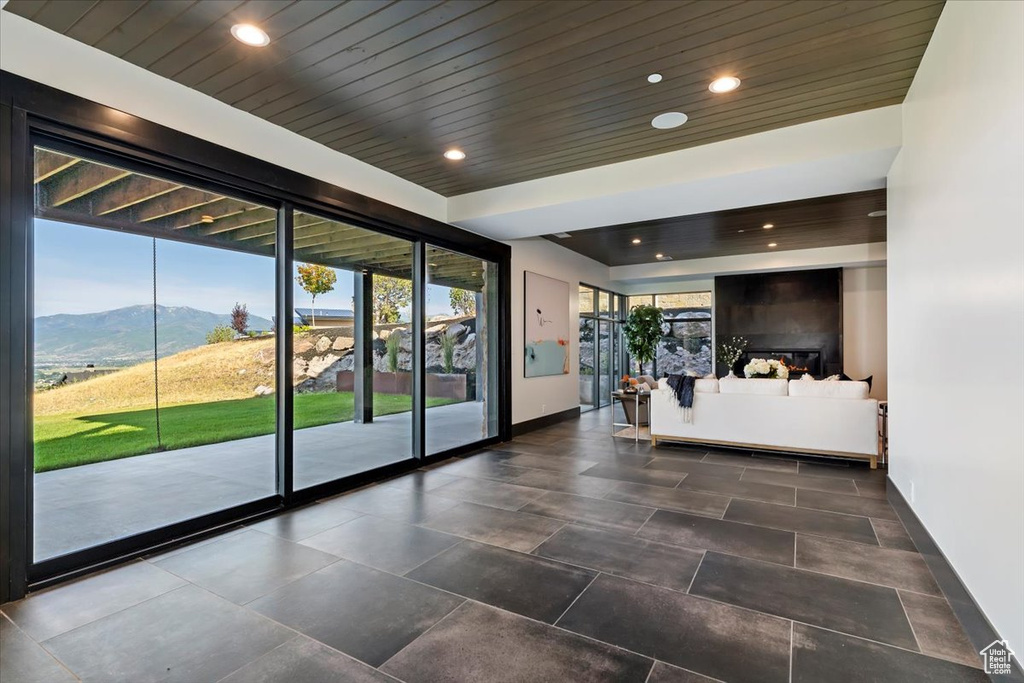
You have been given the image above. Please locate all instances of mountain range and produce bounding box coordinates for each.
[34,305,273,366]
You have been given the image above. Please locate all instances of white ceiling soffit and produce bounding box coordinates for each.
[449,106,902,240]
[0,12,448,223]
[609,242,887,289]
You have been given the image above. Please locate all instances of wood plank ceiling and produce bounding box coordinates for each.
[543,190,887,266]
[33,147,486,290]
[7,0,945,196]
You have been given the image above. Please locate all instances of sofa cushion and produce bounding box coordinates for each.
[657,377,719,393]
[789,380,869,400]
[718,377,789,396]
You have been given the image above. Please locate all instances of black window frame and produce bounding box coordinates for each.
[0,71,512,601]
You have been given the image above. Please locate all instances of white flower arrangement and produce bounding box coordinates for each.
[743,358,790,379]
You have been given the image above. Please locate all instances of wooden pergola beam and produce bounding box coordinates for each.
[37,162,131,208]
[61,174,182,217]
[34,149,80,183]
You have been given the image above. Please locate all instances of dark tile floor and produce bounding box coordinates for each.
[1,408,988,682]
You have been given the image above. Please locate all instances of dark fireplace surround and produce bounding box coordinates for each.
[715,269,843,378]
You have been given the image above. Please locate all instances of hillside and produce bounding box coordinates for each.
[34,336,277,416]
[34,304,273,366]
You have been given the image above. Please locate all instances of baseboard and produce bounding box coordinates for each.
[511,406,580,437]
[887,477,1024,681]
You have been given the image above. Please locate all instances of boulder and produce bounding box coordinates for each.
[253,384,274,396]
[332,336,354,351]
[306,353,340,378]
[294,339,314,354]
[426,323,446,336]
[446,323,466,339]
[293,358,309,376]
[314,335,332,353]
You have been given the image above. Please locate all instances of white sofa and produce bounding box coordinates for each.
[650,377,880,468]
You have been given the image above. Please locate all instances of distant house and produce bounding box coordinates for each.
[294,308,354,328]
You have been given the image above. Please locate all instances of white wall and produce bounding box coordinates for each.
[508,238,612,425]
[887,0,1024,656]
[843,266,887,399]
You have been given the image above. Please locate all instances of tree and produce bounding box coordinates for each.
[230,302,249,336]
[372,275,412,324]
[295,263,337,327]
[449,288,476,316]
[623,304,664,375]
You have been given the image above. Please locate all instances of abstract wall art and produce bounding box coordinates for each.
[524,271,569,377]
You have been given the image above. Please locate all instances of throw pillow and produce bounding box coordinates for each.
[824,374,840,381]
[800,373,815,381]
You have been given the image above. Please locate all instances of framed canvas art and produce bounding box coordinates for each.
[524,271,569,377]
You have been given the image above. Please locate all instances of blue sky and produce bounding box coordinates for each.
[34,219,457,320]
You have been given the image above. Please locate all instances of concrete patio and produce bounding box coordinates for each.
[34,401,491,561]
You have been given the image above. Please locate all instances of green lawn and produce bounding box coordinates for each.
[34,392,457,472]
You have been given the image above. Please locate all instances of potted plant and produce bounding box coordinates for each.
[623,304,664,375]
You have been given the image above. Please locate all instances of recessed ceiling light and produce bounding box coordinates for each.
[200,215,215,224]
[631,238,642,244]
[656,254,673,261]
[651,112,688,129]
[763,223,774,229]
[655,253,664,259]
[737,229,745,233]
[231,23,270,47]
[868,210,887,218]
[443,149,466,160]
[709,76,741,93]
[767,242,777,248]
[647,73,663,84]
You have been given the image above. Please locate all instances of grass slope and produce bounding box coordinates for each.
[34,392,455,472]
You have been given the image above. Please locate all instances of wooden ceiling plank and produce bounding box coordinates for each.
[147,1,294,80]
[119,1,247,69]
[265,0,553,129]
[225,0,449,112]
[273,0,601,133]
[92,1,197,57]
[65,0,147,46]
[402,60,921,184]
[404,74,918,189]
[16,0,96,34]
[309,0,745,147]
[174,1,346,88]
[342,6,937,164]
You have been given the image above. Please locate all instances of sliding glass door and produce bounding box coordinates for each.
[291,211,415,490]
[579,284,624,411]
[32,144,277,563]
[424,246,499,454]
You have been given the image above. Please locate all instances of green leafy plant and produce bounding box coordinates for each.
[623,304,664,374]
[295,263,337,327]
[205,325,234,344]
[439,332,457,373]
[385,332,402,373]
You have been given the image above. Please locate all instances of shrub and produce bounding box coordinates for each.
[230,302,249,335]
[439,332,456,373]
[386,332,402,373]
[206,325,235,344]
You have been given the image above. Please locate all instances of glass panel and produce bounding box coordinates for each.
[579,285,594,316]
[656,291,712,315]
[425,246,498,454]
[656,292,713,377]
[598,321,611,407]
[627,295,653,311]
[32,146,275,562]
[292,211,414,489]
[598,290,611,317]
[579,318,595,411]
